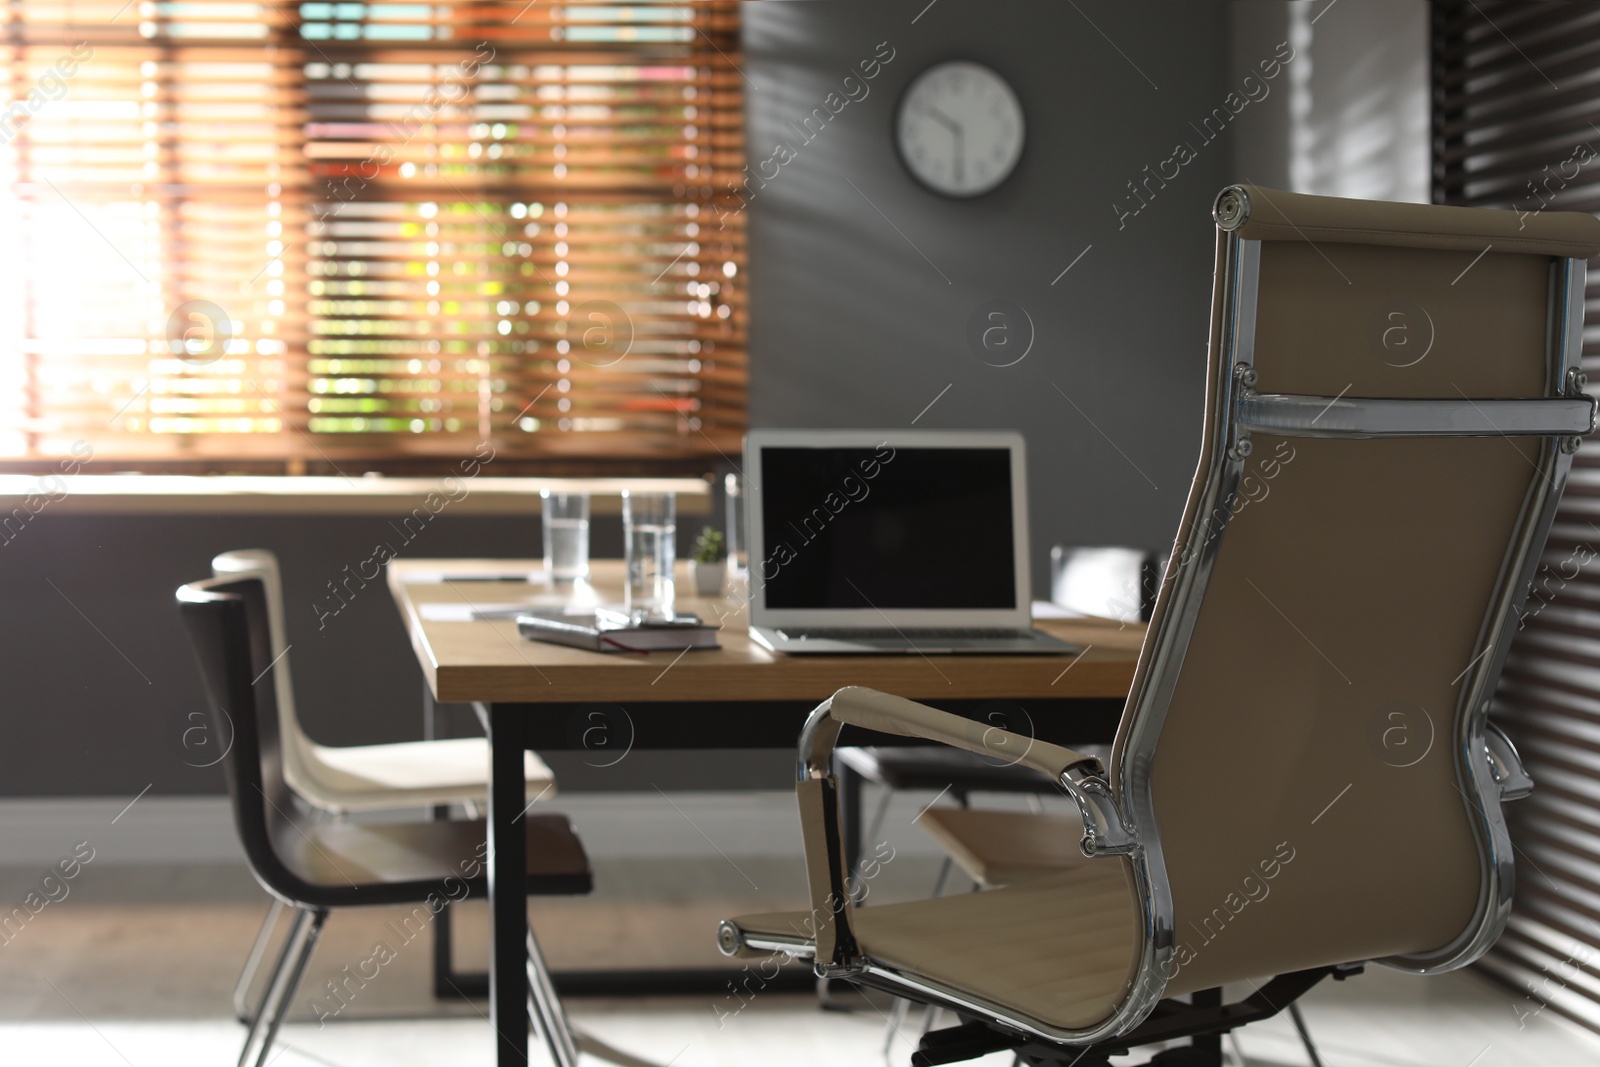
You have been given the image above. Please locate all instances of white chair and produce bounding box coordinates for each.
[211,548,557,1013]
[213,549,556,811]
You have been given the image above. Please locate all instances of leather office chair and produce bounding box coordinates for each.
[718,185,1591,1066]
[212,549,556,1008]
[177,574,592,1067]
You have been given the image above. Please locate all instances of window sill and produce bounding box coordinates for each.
[0,475,711,516]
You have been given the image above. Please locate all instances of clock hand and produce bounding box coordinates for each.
[922,104,962,135]
[919,105,964,183]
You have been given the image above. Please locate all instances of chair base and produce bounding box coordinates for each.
[883,965,1353,1067]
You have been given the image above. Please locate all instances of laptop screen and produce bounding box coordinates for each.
[757,445,1016,610]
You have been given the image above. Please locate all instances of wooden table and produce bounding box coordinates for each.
[387,558,1142,1067]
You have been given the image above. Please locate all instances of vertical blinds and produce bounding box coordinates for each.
[0,0,745,469]
[1433,0,1600,1034]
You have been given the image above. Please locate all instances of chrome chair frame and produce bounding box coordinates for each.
[737,186,1577,1052]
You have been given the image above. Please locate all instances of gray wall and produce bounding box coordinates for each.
[743,0,1232,593]
[0,508,803,797]
[1,512,540,796]
[1229,0,1427,202]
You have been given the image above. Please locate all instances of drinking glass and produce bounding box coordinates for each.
[541,490,591,581]
[724,472,746,577]
[622,490,676,620]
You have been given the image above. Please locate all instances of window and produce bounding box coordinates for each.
[0,0,745,472]
[1432,0,1600,1033]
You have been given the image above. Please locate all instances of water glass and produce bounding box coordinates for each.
[622,490,676,620]
[724,472,746,577]
[541,490,591,581]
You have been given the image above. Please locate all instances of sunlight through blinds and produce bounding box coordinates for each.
[0,0,746,470]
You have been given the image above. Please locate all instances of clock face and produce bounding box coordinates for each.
[896,60,1025,198]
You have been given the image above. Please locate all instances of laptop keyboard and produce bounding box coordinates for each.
[779,627,1032,641]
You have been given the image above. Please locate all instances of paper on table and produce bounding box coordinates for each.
[420,601,593,622]
[405,570,545,585]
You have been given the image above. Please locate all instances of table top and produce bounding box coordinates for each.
[389,558,1144,704]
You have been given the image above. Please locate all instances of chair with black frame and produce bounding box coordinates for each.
[176,573,594,1067]
[717,184,1590,1066]
[210,549,560,1011]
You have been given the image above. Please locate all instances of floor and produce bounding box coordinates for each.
[1,858,1597,1067]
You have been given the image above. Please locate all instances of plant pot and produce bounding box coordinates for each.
[690,559,726,597]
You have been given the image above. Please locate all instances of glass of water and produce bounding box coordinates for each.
[541,490,590,581]
[622,490,676,620]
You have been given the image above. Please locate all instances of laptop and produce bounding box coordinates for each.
[745,429,1077,655]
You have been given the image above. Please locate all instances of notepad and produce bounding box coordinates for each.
[516,612,721,653]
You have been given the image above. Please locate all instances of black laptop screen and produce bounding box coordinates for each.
[757,445,1016,610]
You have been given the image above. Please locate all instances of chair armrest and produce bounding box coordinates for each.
[793,686,1138,972]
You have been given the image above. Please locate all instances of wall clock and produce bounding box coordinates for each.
[895,60,1025,198]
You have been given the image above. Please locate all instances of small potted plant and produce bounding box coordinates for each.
[690,526,727,597]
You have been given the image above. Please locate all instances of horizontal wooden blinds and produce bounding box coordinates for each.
[1433,0,1600,1035]
[0,0,745,469]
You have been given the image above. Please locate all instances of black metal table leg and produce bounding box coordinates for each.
[487,703,530,1067]
[838,752,863,897]
[425,681,460,999]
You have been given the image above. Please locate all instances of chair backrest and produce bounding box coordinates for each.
[1111,186,1600,1001]
[211,549,314,792]
[177,574,318,905]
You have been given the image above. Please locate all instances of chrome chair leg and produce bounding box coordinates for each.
[882,994,912,1061]
[525,926,579,1067]
[233,898,286,1024]
[238,903,301,1036]
[1287,1003,1324,1067]
[237,906,326,1067]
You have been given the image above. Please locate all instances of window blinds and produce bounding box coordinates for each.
[0,0,745,470]
[1433,0,1600,1034]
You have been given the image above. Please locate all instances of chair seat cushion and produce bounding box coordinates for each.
[918,808,1086,887]
[724,859,1139,1032]
[851,861,1140,1032]
[304,736,554,810]
[274,812,591,906]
